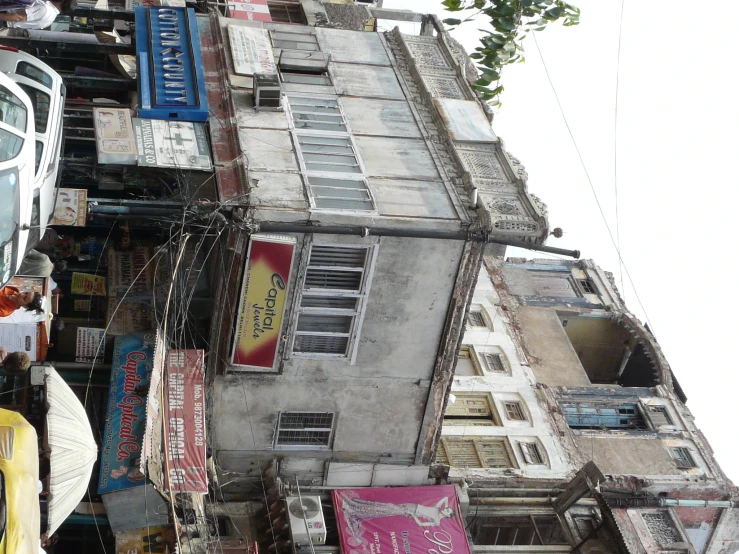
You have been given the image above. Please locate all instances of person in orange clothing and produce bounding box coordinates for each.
[0,285,44,317]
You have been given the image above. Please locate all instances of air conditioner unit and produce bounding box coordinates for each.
[286,495,327,546]
[254,73,282,109]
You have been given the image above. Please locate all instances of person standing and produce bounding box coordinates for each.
[19,249,67,277]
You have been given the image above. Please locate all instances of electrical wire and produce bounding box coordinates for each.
[613,0,626,296]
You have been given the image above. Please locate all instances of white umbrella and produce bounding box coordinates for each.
[44,367,98,535]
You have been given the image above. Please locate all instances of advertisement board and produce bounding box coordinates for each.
[231,235,295,371]
[76,327,106,362]
[227,0,272,22]
[134,118,213,171]
[163,349,207,493]
[107,298,155,336]
[333,486,472,554]
[107,247,154,297]
[99,331,157,494]
[135,6,209,121]
[52,188,87,226]
[228,26,276,75]
[115,525,175,554]
[0,323,37,360]
[94,108,138,165]
[71,273,106,296]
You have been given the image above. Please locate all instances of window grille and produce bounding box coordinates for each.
[578,278,597,294]
[504,401,527,421]
[672,447,697,469]
[562,402,646,430]
[306,176,373,211]
[647,405,673,427]
[519,442,545,464]
[270,30,318,51]
[275,412,334,447]
[267,1,306,24]
[467,310,487,327]
[296,134,362,174]
[288,96,347,132]
[293,245,373,357]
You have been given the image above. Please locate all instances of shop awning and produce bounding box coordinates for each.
[45,366,99,535]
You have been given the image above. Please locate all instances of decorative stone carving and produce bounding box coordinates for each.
[423,76,466,99]
[641,512,681,545]
[493,220,538,233]
[506,151,529,181]
[459,151,505,180]
[491,199,521,215]
[529,193,548,217]
[404,39,450,71]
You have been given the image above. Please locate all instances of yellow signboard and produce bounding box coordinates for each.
[71,273,106,296]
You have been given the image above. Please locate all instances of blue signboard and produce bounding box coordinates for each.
[135,7,209,121]
[98,331,156,494]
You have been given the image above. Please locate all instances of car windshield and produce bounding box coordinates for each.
[0,128,23,163]
[0,85,27,132]
[17,84,49,134]
[0,168,19,246]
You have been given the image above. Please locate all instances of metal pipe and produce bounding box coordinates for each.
[257,222,580,259]
[469,497,598,506]
[88,205,182,217]
[660,499,736,509]
[468,488,566,496]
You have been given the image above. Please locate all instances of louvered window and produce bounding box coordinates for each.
[519,442,545,465]
[672,447,697,469]
[504,401,527,421]
[288,96,347,132]
[444,393,498,425]
[270,30,318,51]
[297,134,362,174]
[647,405,673,427]
[293,245,375,358]
[275,411,335,448]
[482,353,506,373]
[438,437,515,469]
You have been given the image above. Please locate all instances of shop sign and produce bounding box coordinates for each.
[52,188,87,226]
[115,525,176,554]
[76,327,106,362]
[163,349,207,493]
[228,25,276,75]
[107,298,155,336]
[0,323,37,360]
[231,235,295,371]
[227,0,272,23]
[99,331,157,494]
[134,118,213,171]
[107,247,155,297]
[333,486,472,554]
[94,108,138,165]
[71,273,106,296]
[135,6,209,121]
[74,299,91,312]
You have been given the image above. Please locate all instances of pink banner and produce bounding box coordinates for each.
[163,349,207,493]
[333,486,471,554]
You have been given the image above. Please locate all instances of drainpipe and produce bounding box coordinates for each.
[604,497,737,509]
[256,222,580,259]
[469,497,598,506]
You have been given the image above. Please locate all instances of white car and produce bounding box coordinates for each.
[0,73,36,286]
[0,47,65,285]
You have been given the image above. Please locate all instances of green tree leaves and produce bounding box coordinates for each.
[442,0,579,106]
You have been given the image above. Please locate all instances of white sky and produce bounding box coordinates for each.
[381,0,739,483]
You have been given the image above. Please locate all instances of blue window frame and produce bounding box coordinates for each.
[562,402,646,430]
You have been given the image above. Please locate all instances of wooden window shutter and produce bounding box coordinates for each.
[532,276,575,297]
[445,394,492,417]
[442,438,483,468]
[476,438,514,468]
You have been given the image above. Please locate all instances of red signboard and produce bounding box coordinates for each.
[333,486,472,554]
[231,235,295,370]
[228,0,273,21]
[163,349,207,493]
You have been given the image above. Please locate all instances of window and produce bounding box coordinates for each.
[641,511,682,545]
[468,515,568,546]
[281,71,332,86]
[503,401,527,422]
[275,412,335,448]
[561,402,646,430]
[671,447,697,469]
[17,84,49,133]
[518,442,545,465]
[271,30,318,51]
[437,437,515,468]
[305,176,373,212]
[444,393,498,426]
[267,1,306,24]
[0,127,23,163]
[455,347,483,376]
[578,278,597,294]
[0,85,28,132]
[482,352,506,373]
[17,61,52,89]
[647,405,673,427]
[293,244,375,357]
[288,96,347,132]
[467,310,487,328]
[296,134,362,174]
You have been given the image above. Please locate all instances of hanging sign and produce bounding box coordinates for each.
[52,188,87,226]
[134,118,212,170]
[231,235,295,371]
[94,108,138,165]
[71,273,106,296]
[228,26,276,75]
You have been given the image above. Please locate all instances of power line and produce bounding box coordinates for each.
[614,0,626,296]
[530,31,655,333]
